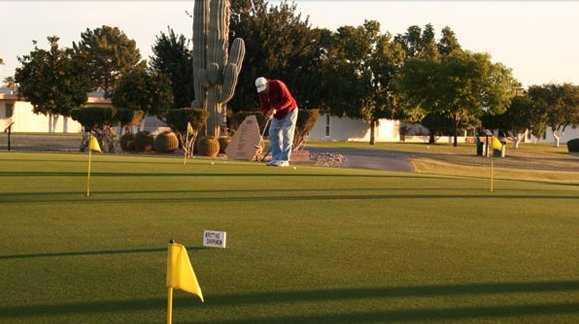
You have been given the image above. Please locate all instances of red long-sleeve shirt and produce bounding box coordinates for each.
[258,80,298,119]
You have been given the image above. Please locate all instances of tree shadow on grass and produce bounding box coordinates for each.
[0,246,204,260]
[0,171,440,179]
[0,281,577,320]
[1,193,578,205]
[185,303,579,323]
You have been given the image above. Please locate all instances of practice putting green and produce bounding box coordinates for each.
[0,152,577,323]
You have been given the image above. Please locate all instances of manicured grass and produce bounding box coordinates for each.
[0,152,578,323]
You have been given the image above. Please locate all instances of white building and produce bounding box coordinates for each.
[0,90,161,134]
[0,91,89,133]
[526,127,579,145]
[308,113,469,144]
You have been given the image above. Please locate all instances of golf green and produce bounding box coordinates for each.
[0,152,577,323]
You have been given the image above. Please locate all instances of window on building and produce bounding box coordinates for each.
[325,114,330,137]
[5,103,14,118]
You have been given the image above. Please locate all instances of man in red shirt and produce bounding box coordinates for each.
[256,77,299,167]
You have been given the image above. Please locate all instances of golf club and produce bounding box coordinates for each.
[255,117,272,161]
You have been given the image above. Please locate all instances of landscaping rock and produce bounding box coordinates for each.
[313,153,346,168]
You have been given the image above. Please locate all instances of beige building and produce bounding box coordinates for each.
[0,90,112,133]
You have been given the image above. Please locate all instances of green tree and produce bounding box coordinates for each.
[394,24,456,143]
[399,52,518,146]
[394,24,439,60]
[324,20,407,144]
[481,92,533,148]
[73,26,141,97]
[150,27,194,109]
[229,0,327,112]
[534,83,579,147]
[112,63,174,125]
[15,36,91,117]
[437,26,462,57]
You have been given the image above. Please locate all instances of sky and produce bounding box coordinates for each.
[1,1,578,88]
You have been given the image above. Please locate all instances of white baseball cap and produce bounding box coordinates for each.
[255,77,268,93]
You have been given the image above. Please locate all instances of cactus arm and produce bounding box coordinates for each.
[218,38,245,102]
[229,38,245,75]
[219,63,239,103]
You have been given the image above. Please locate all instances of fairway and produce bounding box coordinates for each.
[0,152,578,323]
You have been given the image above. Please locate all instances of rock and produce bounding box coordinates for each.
[314,153,346,168]
[225,115,262,160]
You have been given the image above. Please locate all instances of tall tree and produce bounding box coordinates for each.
[229,0,326,112]
[536,83,579,147]
[437,26,462,57]
[323,21,378,143]
[150,27,194,109]
[394,24,440,60]
[399,52,518,146]
[482,92,533,148]
[73,26,141,97]
[112,63,174,123]
[324,20,409,144]
[15,36,91,117]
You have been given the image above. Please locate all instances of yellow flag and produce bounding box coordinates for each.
[166,242,204,302]
[88,136,102,153]
[491,137,503,150]
[186,122,194,138]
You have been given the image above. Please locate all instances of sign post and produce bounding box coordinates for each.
[2,119,14,152]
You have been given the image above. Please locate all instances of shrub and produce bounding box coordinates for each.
[154,131,179,153]
[165,108,208,133]
[293,109,320,149]
[134,131,154,152]
[117,109,145,127]
[228,111,267,131]
[70,106,116,130]
[120,133,135,152]
[567,138,579,152]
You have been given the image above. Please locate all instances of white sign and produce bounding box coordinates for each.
[203,230,227,248]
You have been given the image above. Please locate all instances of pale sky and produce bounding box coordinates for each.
[1,1,578,88]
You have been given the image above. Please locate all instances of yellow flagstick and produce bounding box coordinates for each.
[86,147,92,197]
[490,151,494,192]
[167,286,174,324]
[489,136,503,192]
[86,135,101,196]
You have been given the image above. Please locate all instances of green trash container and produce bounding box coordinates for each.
[493,144,506,158]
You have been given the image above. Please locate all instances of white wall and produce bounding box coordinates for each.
[524,126,579,145]
[400,135,469,144]
[308,114,400,142]
[1,100,82,133]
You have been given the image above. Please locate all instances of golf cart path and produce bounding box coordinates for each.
[307,147,414,172]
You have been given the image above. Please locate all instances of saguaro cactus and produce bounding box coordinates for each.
[192,0,245,138]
